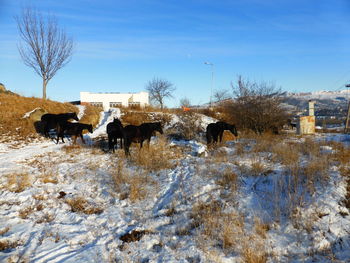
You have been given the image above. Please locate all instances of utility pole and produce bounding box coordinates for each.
[345,84,350,133]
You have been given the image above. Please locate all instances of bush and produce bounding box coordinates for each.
[227,76,288,134]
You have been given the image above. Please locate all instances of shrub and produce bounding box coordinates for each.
[226,76,288,134]
[172,112,204,140]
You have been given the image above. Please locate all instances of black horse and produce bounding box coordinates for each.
[123,122,163,155]
[56,122,93,144]
[41,112,79,137]
[206,121,238,145]
[106,118,124,152]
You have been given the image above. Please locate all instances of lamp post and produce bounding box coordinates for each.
[204,61,214,107]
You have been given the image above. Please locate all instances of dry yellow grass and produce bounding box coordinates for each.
[65,197,104,215]
[111,158,159,202]
[4,173,31,193]
[0,93,78,140]
[79,104,101,129]
[0,239,22,251]
[131,136,180,171]
[18,206,35,219]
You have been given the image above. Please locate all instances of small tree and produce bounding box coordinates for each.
[213,89,230,102]
[146,78,175,110]
[16,7,73,99]
[179,97,191,108]
[228,76,287,134]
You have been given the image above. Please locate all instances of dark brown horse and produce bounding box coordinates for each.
[206,121,238,145]
[41,112,79,137]
[106,118,124,152]
[123,122,163,155]
[56,122,93,144]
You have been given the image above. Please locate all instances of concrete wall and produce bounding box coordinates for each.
[80,92,149,111]
[297,116,315,135]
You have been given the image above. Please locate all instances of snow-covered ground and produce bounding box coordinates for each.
[0,108,349,262]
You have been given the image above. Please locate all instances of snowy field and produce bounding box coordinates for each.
[0,108,350,263]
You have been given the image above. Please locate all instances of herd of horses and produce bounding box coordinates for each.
[40,112,238,155]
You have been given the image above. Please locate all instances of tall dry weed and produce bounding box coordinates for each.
[111,158,158,202]
[131,136,181,171]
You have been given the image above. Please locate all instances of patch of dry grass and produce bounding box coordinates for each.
[131,136,181,171]
[0,239,22,251]
[192,200,268,261]
[0,227,10,236]
[79,104,101,129]
[122,111,153,125]
[4,173,31,193]
[65,197,104,215]
[271,142,300,166]
[111,158,159,202]
[19,206,35,219]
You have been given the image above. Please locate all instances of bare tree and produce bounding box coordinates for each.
[16,7,73,99]
[213,89,230,102]
[179,97,191,108]
[146,78,175,110]
[228,75,287,134]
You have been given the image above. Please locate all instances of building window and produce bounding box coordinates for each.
[110,102,122,108]
[128,102,140,108]
[90,102,103,108]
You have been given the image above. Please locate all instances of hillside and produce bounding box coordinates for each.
[0,93,100,142]
[282,90,350,119]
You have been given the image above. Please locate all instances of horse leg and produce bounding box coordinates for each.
[213,134,218,143]
[206,132,212,145]
[219,131,224,142]
[120,137,123,149]
[80,133,85,144]
[124,139,131,156]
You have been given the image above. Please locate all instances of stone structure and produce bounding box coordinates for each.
[297,100,316,135]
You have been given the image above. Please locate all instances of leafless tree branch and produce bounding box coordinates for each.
[16,7,73,99]
[146,77,175,110]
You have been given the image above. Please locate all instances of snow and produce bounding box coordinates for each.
[0,108,350,262]
[22,108,43,119]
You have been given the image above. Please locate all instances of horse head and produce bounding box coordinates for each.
[113,118,122,126]
[229,124,238,137]
[155,122,163,134]
[88,124,93,133]
[71,112,79,121]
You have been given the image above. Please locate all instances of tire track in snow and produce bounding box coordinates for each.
[152,161,191,215]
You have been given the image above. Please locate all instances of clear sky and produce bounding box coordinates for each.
[1,0,350,107]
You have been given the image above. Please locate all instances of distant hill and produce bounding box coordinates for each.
[282,90,350,119]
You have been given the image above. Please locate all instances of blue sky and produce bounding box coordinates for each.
[1,0,350,107]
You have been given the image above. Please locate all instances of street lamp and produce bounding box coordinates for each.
[204,61,214,107]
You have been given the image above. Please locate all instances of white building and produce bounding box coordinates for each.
[80,91,149,111]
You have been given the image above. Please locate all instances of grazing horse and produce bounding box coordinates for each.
[56,122,93,144]
[206,121,238,145]
[41,112,79,137]
[106,118,124,152]
[123,122,163,155]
